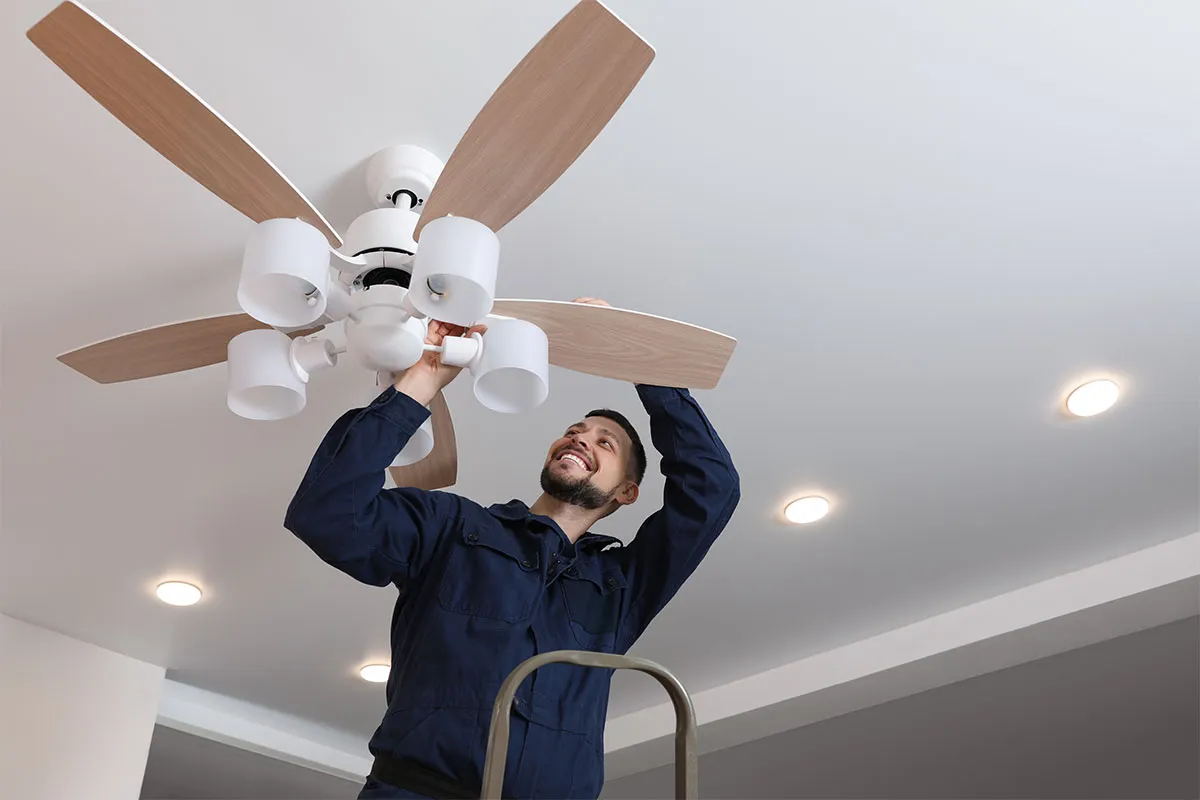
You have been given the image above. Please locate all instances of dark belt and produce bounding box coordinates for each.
[370,753,480,800]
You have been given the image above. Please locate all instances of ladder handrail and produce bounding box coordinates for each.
[481,650,697,799]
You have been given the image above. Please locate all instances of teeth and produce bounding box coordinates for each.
[560,453,588,470]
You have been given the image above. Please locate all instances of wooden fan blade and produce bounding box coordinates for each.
[389,392,458,491]
[27,2,340,247]
[58,314,320,384]
[489,300,736,390]
[414,0,653,240]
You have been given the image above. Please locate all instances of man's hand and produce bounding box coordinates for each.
[394,320,487,406]
[394,299,605,404]
[572,297,612,308]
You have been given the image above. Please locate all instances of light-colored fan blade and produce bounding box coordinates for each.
[58,314,320,384]
[414,0,653,240]
[389,393,457,491]
[27,1,340,247]
[490,300,736,390]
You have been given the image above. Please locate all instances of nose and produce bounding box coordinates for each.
[566,436,593,458]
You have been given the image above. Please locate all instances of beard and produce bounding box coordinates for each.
[540,463,617,510]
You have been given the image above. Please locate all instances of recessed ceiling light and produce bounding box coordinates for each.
[1065,378,1119,417]
[155,581,202,606]
[359,664,390,683]
[784,496,830,524]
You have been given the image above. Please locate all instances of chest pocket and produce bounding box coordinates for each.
[561,568,627,652]
[438,526,542,623]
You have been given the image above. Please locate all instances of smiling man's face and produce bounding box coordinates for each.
[540,415,637,511]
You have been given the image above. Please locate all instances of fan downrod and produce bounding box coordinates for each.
[336,145,447,284]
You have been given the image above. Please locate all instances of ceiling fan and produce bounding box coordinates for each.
[26,0,737,491]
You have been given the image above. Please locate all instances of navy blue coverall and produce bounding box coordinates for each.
[284,383,739,799]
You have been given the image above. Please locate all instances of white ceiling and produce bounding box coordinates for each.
[2,0,1199,743]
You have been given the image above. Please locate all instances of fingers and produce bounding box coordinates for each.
[426,320,460,339]
[467,323,488,337]
[426,319,478,345]
[572,297,611,307]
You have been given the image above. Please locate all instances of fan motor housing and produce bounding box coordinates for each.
[338,206,420,281]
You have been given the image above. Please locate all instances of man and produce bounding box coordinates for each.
[284,298,739,799]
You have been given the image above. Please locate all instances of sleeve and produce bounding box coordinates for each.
[614,384,740,651]
[283,385,458,587]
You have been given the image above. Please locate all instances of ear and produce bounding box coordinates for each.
[615,481,639,507]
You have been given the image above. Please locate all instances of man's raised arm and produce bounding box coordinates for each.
[613,384,740,650]
[284,320,481,587]
[284,386,456,587]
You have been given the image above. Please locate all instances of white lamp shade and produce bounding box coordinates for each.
[227,329,306,420]
[392,416,434,466]
[409,216,498,326]
[472,318,549,414]
[238,218,331,328]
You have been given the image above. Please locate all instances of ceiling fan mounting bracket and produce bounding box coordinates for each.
[365,144,445,210]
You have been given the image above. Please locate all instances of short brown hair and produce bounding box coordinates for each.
[585,409,646,484]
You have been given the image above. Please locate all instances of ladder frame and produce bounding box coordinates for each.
[480,650,698,799]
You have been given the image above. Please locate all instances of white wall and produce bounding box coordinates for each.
[0,613,165,800]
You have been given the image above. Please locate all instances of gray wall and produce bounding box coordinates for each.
[604,616,1200,799]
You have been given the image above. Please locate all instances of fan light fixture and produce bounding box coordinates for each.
[359,664,390,683]
[1065,378,1119,417]
[156,580,202,606]
[438,318,550,414]
[407,216,499,326]
[237,218,332,328]
[784,496,830,524]
[227,329,337,420]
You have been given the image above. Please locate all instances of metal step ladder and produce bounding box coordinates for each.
[481,651,698,799]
